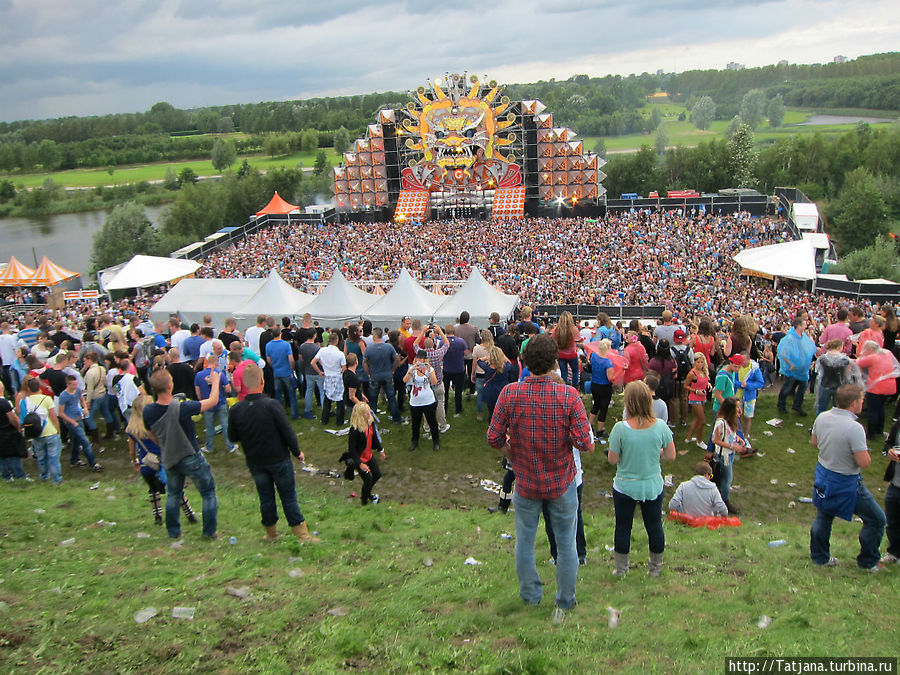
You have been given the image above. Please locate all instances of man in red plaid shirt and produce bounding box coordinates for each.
[487,334,594,613]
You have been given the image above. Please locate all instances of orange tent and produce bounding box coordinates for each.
[0,256,37,287]
[255,192,300,216]
[28,256,79,286]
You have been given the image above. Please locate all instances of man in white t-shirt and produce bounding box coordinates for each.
[244,315,267,355]
[311,333,346,425]
[168,317,191,362]
[0,322,19,393]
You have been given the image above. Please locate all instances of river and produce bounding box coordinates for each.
[0,205,165,285]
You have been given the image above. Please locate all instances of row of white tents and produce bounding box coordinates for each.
[148,267,520,330]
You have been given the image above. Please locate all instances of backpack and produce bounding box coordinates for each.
[673,346,693,380]
[21,397,49,439]
[134,335,155,369]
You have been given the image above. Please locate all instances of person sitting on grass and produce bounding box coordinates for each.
[227,363,320,543]
[669,462,728,518]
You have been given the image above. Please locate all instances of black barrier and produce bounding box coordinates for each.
[534,305,666,322]
[815,278,900,304]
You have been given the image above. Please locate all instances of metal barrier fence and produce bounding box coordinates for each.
[534,305,665,322]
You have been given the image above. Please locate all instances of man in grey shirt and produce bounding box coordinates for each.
[653,310,681,347]
[364,327,402,424]
[454,311,479,395]
[809,383,885,571]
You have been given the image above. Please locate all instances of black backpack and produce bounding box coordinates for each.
[673,346,693,380]
[22,397,49,439]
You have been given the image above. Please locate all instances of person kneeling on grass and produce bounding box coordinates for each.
[342,402,385,506]
[669,462,728,518]
[227,363,320,543]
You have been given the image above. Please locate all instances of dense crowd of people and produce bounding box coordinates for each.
[2,208,900,611]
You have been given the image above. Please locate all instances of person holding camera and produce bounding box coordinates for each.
[403,350,440,452]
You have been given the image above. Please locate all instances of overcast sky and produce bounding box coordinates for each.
[1,0,897,123]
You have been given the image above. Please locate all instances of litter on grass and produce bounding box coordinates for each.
[327,606,349,617]
[423,558,434,567]
[480,479,502,495]
[136,532,151,539]
[133,607,157,624]
[288,569,303,578]
[170,540,184,549]
[34,509,45,514]
[757,615,772,629]
[500,533,513,540]
[464,557,482,566]
[770,479,778,485]
[323,427,350,436]
[226,586,251,600]
[172,607,195,620]
[607,607,621,629]
[766,419,783,427]
[787,482,798,488]
[798,497,813,503]
[787,448,796,454]
[763,431,774,437]
[89,482,100,490]
[60,538,75,546]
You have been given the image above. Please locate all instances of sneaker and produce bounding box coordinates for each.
[880,553,899,565]
[70,460,86,467]
[823,556,840,567]
[201,448,213,454]
[862,563,885,573]
[227,447,238,454]
[371,494,380,505]
[439,424,451,433]
[792,408,808,417]
[23,477,34,482]
[696,441,707,451]
[92,463,103,472]
[302,412,316,420]
[578,557,587,566]
[597,429,608,439]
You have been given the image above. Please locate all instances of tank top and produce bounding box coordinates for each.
[687,370,709,403]
[694,335,714,368]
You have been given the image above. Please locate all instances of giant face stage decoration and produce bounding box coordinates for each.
[400,74,522,192]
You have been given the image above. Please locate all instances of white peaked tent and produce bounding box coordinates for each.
[297,268,377,322]
[433,267,520,327]
[149,278,265,328]
[101,255,201,291]
[363,268,444,325]
[232,270,314,327]
[732,239,817,282]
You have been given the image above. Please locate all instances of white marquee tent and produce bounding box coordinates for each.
[297,268,378,322]
[101,255,201,291]
[732,239,817,282]
[232,270,313,327]
[149,278,265,329]
[362,268,445,325]
[433,267,520,327]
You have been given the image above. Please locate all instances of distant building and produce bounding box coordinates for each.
[777,59,790,67]
[726,62,745,71]
[833,55,848,64]
[656,69,665,77]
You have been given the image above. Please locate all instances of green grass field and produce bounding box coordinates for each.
[1,149,343,190]
[581,103,897,154]
[0,388,895,672]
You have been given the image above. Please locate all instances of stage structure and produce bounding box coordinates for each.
[332,73,606,221]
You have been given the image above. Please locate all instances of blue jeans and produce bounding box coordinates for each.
[513,480,578,609]
[248,457,305,527]
[558,357,580,390]
[88,396,119,433]
[32,434,62,484]
[810,476,885,568]
[613,489,665,555]
[203,406,235,453]
[475,375,485,413]
[274,375,299,419]
[717,456,735,502]
[778,376,807,411]
[0,456,26,479]
[368,376,400,422]
[544,483,586,561]
[66,420,96,466]
[816,385,837,417]
[304,373,324,415]
[166,452,218,538]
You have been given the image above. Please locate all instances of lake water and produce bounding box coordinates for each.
[0,205,165,285]
[798,114,895,126]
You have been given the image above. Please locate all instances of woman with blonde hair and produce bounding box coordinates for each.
[478,346,513,420]
[607,381,676,577]
[343,402,385,506]
[126,395,196,526]
[553,311,581,388]
[472,329,495,421]
[683,354,711,447]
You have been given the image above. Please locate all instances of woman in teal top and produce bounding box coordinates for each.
[608,381,676,578]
